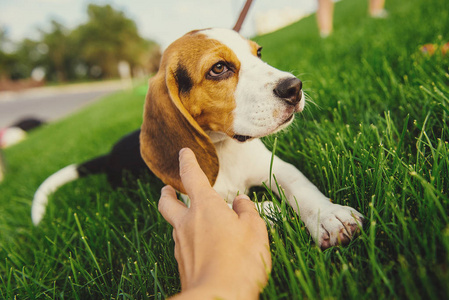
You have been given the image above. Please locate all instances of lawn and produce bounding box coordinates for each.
[1,0,448,298]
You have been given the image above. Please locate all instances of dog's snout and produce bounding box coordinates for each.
[274,77,302,105]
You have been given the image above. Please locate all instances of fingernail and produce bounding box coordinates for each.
[161,185,174,193]
[179,148,187,156]
[235,194,250,201]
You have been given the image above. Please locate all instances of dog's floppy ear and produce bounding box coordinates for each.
[140,65,219,194]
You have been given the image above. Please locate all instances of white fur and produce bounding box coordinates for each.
[210,134,363,248]
[204,29,363,248]
[204,28,303,138]
[32,164,79,225]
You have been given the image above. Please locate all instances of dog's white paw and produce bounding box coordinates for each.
[306,204,364,249]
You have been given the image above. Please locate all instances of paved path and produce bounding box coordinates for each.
[0,81,126,128]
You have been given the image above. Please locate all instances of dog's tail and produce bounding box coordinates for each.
[31,155,108,225]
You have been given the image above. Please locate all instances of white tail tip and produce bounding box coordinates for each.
[31,164,79,225]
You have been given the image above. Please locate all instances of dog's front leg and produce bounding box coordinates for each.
[260,148,364,249]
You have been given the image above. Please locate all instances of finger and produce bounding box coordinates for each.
[178,148,217,202]
[158,185,187,226]
[232,194,260,218]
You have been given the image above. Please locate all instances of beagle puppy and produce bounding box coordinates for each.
[32,28,363,249]
[141,28,363,248]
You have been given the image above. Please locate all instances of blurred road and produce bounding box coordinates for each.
[0,81,126,128]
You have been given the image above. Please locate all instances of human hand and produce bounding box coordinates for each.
[158,148,272,300]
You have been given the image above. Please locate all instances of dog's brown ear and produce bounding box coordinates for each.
[140,68,219,194]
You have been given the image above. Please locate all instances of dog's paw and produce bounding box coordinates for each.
[306,204,364,250]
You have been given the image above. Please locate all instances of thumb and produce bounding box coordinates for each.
[158,185,187,227]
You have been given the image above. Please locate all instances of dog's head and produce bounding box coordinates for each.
[140,28,304,193]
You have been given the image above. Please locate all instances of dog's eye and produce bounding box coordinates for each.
[209,63,229,77]
[257,47,262,58]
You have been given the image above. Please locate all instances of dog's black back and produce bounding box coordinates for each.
[32,129,160,225]
[78,129,153,187]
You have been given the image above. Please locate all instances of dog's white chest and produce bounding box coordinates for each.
[211,137,270,204]
[213,170,250,203]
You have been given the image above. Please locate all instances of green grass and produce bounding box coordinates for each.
[1,0,448,298]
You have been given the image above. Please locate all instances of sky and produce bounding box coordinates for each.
[0,0,316,50]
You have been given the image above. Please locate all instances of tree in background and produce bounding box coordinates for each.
[40,21,75,82]
[73,4,156,79]
[0,27,19,80]
[0,4,160,85]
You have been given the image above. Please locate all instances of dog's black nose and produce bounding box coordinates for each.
[274,77,302,106]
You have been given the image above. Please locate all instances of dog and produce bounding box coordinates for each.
[32,28,363,249]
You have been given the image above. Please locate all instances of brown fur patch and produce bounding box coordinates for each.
[172,33,241,135]
[248,40,261,57]
[140,30,244,192]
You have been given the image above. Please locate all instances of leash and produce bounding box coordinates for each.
[233,0,254,32]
